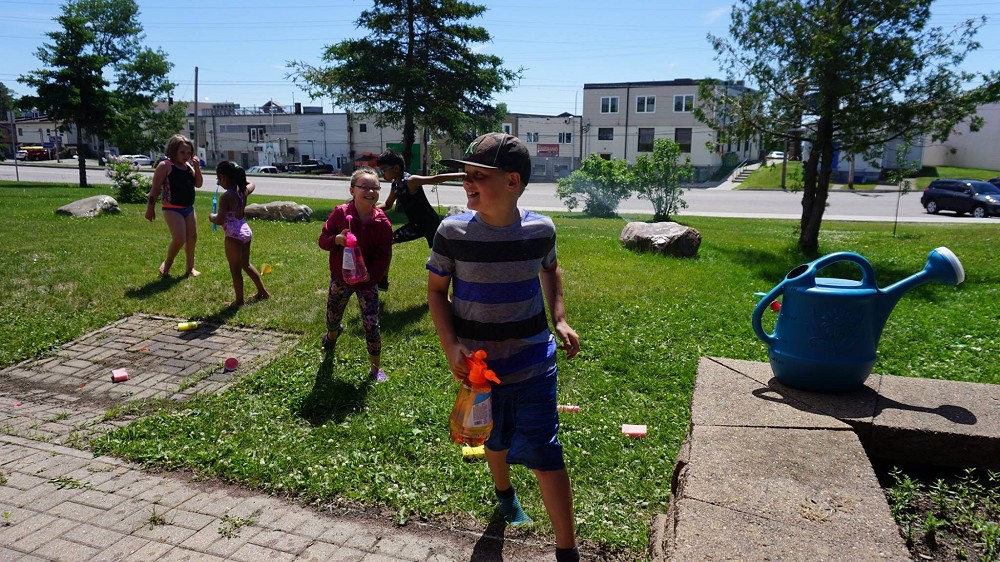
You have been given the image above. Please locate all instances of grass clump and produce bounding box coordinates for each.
[2,181,998,555]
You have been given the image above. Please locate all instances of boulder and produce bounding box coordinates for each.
[56,195,120,217]
[244,201,313,222]
[620,221,701,258]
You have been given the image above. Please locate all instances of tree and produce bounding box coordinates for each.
[631,138,694,221]
[556,155,631,217]
[288,0,521,172]
[697,0,1000,253]
[0,82,20,117]
[19,0,174,187]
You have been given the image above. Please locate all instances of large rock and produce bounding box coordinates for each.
[620,221,701,258]
[244,201,313,222]
[56,195,120,217]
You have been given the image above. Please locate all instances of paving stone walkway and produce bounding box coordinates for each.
[0,314,554,561]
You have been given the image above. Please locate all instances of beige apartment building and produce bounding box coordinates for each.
[581,79,761,181]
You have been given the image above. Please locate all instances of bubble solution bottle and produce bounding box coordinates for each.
[449,350,501,447]
[341,214,369,284]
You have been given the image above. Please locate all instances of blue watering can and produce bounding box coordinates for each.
[752,247,964,393]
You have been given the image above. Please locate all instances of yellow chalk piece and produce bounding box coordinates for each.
[177,321,199,331]
[261,263,273,275]
[461,445,485,461]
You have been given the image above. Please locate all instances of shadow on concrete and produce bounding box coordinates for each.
[300,351,371,426]
[751,382,977,425]
[469,517,508,562]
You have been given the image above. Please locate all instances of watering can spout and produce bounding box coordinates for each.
[876,247,964,325]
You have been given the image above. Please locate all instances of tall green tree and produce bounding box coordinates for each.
[0,83,20,117]
[19,0,174,187]
[288,0,521,172]
[631,138,694,222]
[696,0,1000,253]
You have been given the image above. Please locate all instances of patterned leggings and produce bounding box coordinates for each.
[326,279,381,357]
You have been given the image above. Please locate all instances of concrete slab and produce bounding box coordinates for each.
[868,374,1000,469]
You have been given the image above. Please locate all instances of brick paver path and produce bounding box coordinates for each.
[0,314,555,561]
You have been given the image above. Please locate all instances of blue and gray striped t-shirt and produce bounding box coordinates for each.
[426,209,558,385]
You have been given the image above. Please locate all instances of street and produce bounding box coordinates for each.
[1,161,992,224]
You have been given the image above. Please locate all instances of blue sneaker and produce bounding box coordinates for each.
[498,494,533,525]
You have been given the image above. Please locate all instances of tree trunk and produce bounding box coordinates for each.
[401,0,416,173]
[76,128,88,188]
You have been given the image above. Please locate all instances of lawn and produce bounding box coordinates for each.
[738,162,1000,191]
[2,181,998,556]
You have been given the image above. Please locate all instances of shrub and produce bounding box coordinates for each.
[556,155,631,217]
[105,157,151,203]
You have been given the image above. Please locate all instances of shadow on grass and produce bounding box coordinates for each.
[381,302,431,332]
[299,351,371,426]
[124,275,183,299]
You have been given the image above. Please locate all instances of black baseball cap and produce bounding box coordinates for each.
[440,133,531,186]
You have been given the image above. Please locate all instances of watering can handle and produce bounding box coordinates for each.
[751,252,876,347]
[807,252,877,287]
[751,286,782,347]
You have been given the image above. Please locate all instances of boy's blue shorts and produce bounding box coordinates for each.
[485,369,565,472]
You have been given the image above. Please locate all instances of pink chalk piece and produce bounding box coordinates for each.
[111,369,130,383]
[13,402,22,407]
[224,357,239,372]
[557,404,580,413]
[621,424,647,438]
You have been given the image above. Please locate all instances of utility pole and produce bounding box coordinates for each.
[193,67,199,159]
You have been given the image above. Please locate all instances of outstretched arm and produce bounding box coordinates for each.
[405,172,465,193]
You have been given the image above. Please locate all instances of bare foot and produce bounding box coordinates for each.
[159,262,169,276]
[253,291,271,301]
[185,268,201,277]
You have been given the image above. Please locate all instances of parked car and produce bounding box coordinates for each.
[920,178,1000,218]
[15,150,27,160]
[119,154,152,166]
[766,151,785,160]
[19,146,49,161]
[988,177,1000,188]
[247,165,279,174]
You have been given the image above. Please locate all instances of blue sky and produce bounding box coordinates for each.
[2,0,998,116]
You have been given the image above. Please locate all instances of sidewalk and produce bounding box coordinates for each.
[0,314,554,561]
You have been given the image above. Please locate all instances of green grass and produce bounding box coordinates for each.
[739,162,1000,191]
[2,181,999,555]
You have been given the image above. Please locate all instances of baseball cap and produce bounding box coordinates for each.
[440,133,531,186]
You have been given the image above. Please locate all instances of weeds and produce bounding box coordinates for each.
[884,464,1000,561]
[218,509,259,538]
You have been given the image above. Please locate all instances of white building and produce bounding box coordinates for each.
[922,103,1000,171]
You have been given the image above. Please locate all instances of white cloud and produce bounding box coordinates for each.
[705,5,730,24]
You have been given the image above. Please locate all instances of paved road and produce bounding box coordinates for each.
[3,161,993,224]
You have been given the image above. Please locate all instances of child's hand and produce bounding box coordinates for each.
[144,207,156,222]
[447,344,472,380]
[554,321,580,359]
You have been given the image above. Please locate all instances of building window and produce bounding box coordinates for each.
[636,96,656,113]
[359,123,368,133]
[525,132,539,143]
[673,95,694,112]
[638,128,655,152]
[249,126,265,142]
[600,96,619,114]
[675,128,692,153]
[502,123,513,134]
[599,153,612,160]
[559,132,572,144]
[598,128,613,141]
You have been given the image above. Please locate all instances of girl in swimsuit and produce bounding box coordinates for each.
[145,134,203,277]
[209,161,269,307]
